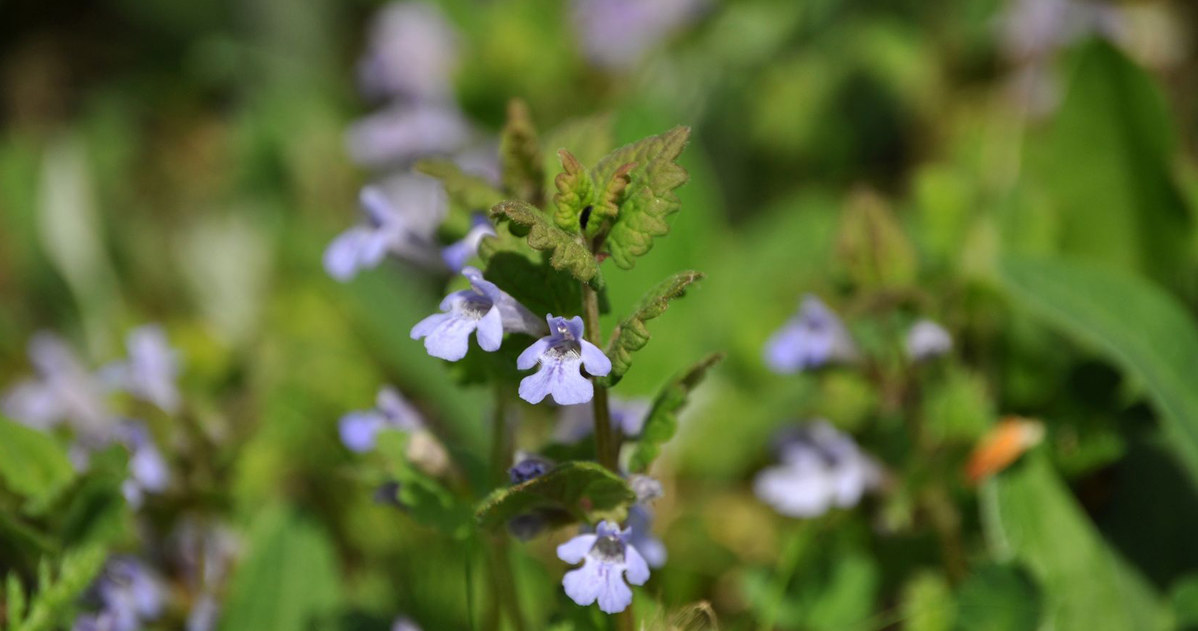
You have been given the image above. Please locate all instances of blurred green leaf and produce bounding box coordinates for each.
[920,367,995,444]
[1000,255,1198,484]
[836,188,917,288]
[592,126,691,269]
[627,353,723,473]
[475,462,634,531]
[1034,39,1192,289]
[598,270,704,387]
[1171,574,1198,629]
[901,571,955,631]
[220,507,342,631]
[12,545,106,631]
[552,149,594,234]
[984,453,1167,630]
[0,417,74,512]
[489,200,601,286]
[500,99,545,206]
[953,563,1041,631]
[415,159,504,212]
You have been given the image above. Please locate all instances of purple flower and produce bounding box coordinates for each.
[557,520,650,614]
[442,215,496,272]
[324,180,446,281]
[74,558,164,631]
[411,266,543,361]
[186,593,220,631]
[763,295,856,374]
[103,325,181,414]
[356,2,459,103]
[626,504,667,569]
[571,0,706,70]
[905,319,952,361]
[753,420,881,518]
[391,617,423,631]
[345,103,471,168]
[555,397,651,444]
[117,422,170,509]
[509,453,553,484]
[517,316,612,405]
[339,386,424,453]
[2,333,111,434]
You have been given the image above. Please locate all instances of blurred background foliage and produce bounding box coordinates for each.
[3,0,1198,629]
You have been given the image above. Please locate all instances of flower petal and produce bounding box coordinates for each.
[516,338,550,370]
[474,306,503,352]
[548,360,593,405]
[580,340,612,377]
[410,312,452,340]
[562,560,603,607]
[595,565,633,614]
[556,533,598,564]
[422,314,477,361]
[340,411,386,452]
[323,227,371,281]
[518,364,555,404]
[623,544,651,586]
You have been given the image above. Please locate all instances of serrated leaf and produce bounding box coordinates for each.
[627,354,723,473]
[598,271,704,387]
[500,99,544,207]
[219,507,342,631]
[483,250,583,319]
[553,150,594,234]
[415,159,504,211]
[983,453,1167,630]
[490,200,601,285]
[999,255,1198,485]
[591,126,690,269]
[475,462,634,531]
[0,416,74,512]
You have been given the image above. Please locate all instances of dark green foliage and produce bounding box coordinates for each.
[489,200,601,286]
[474,462,635,531]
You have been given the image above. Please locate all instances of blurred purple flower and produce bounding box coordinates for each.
[763,295,856,374]
[2,333,111,434]
[411,266,543,361]
[753,420,881,519]
[571,0,706,70]
[117,421,170,509]
[555,397,651,444]
[339,386,424,453]
[509,453,553,484]
[345,103,471,168]
[74,558,164,631]
[442,215,496,272]
[517,316,612,405]
[103,325,181,414]
[357,2,459,103]
[557,520,650,614]
[626,504,667,569]
[905,319,952,361]
[324,179,445,281]
[392,617,423,631]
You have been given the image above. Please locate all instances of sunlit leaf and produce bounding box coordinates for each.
[489,200,601,286]
[627,353,723,473]
[0,416,74,512]
[598,270,704,387]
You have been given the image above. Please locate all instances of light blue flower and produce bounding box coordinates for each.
[345,103,471,168]
[753,421,880,519]
[391,617,423,631]
[905,319,952,361]
[74,557,164,631]
[626,504,667,569]
[763,294,856,374]
[517,316,612,405]
[117,422,170,509]
[104,325,181,414]
[2,333,111,434]
[339,386,424,453]
[571,0,706,70]
[411,267,542,361]
[356,2,459,103]
[442,215,496,272]
[557,520,650,614]
[324,179,445,281]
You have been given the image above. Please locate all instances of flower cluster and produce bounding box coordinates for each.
[753,420,882,518]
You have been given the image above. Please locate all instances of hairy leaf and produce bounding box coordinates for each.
[415,159,504,211]
[490,200,601,285]
[598,270,705,387]
[0,416,74,512]
[475,461,634,531]
[627,354,723,473]
[592,126,691,269]
[553,150,594,234]
[591,161,635,238]
[500,99,544,207]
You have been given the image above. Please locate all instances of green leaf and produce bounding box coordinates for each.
[0,416,74,512]
[627,353,723,473]
[1170,574,1198,628]
[899,571,954,631]
[500,99,544,207]
[7,573,26,630]
[1000,255,1198,484]
[552,150,594,234]
[592,162,634,238]
[475,462,634,531]
[1034,39,1191,290]
[954,563,1042,631]
[982,453,1168,631]
[16,545,106,631]
[592,126,691,269]
[835,188,917,289]
[415,159,504,211]
[220,507,342,631]
[374,431,472,537]
[598,270,705,387]
[489,200,601,286]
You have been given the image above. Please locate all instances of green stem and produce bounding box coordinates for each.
[486,387,528,631]
[759,527,807,631]
[582,283,618,472]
